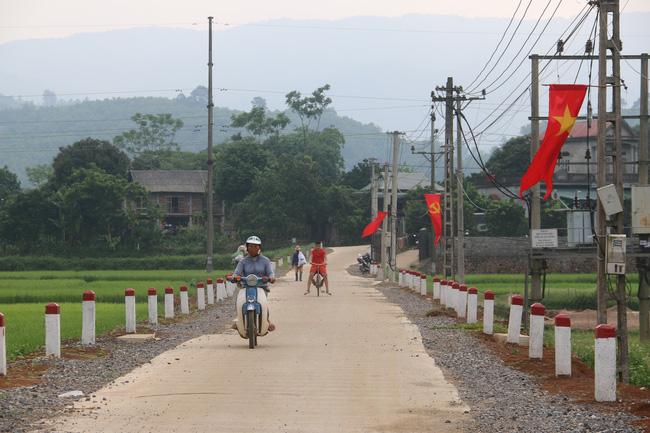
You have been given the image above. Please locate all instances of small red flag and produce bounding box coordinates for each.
[519,84,587,199]
[361,211,387,238]
[424,193,442,246]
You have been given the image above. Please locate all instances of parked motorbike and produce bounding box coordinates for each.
[357,252,371,274]
[230,274,271,349]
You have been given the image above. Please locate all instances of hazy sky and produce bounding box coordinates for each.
[2,0,649,44]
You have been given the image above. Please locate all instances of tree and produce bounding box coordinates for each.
[26,164,53,188]
[52,138,130,187]
[484,135,530,185]
[230,106,290,141]
[0,166,20,204]
[42,89,57,107]
[58,167,148,248]
[286,84,332,136]
[190,86,208,104]
[113,113,184,156]
[485,199,528,236]
[0,189,58,251]
[341,159,373,189]
[214,138,271,203]
[131,150,204,170]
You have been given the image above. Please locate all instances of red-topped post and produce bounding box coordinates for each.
[147,288,158,325]
[180,285,190,315]
[483,290,495,334]
[207,278,215,305]
[45,303,61,357]
[529,303,545,359]
[507,294,524,344]
[554,314,571,376]
[458,285,468,318]
[467,287,478,324]
[164,287,175,319]
[0,313,6,375]
[433,277,441,301]
[595,324,617,402]
[196,282,206,311]
[82,290,96,345]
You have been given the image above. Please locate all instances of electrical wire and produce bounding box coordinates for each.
[465,0,526,91]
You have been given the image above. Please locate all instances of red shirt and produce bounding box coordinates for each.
[311,247,326,264]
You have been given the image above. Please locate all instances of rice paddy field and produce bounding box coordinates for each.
[0,269,230,360]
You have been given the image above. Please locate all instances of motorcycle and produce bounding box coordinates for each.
[357,252,371,275]
[231,274,271,349]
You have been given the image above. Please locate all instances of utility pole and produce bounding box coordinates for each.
[432,78,484,280]
[390,132,402,279]
[369,158,379,262]
[530,55,543,304]
[431,111,438,274]
[639,54,650,341]
[456,96,465,283]
[205,16,215,273]
[381,164,389,276]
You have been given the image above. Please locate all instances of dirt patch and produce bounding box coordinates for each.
[476,332,650,432]
[549,306,640,331]
[0,363,50,389]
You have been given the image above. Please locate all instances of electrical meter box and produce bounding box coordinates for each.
[605,234,626,275]
[631,186,650,234]
[597,184,623,218]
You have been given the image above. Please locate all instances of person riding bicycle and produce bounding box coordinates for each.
[305,241,331,295]
[232,235,276,331]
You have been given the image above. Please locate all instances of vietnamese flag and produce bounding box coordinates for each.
[361,211,387,238]
[519,84,588,199]
[424,193,442,246]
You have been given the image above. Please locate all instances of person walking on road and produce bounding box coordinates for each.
[292,245,307,282]
[305,241,331,295]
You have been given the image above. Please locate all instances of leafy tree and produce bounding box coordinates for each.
[0,189,58,251]
[485,199,528,236]
[0,166,20,204]
[131,150,204,170]
[341,159,373,189]
[214,138,271,203]
[58,167,148,248]
[52,138,130,187]
[113,113,184,156]
[42,89,57,107]
[190,86,208,104]
[230,106,289,141]
[285,84,332,136]
[484,135,530,185]
[26,164,53,188]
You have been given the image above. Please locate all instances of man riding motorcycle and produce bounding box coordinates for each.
[305,240,331,295]
[232,235,276,331]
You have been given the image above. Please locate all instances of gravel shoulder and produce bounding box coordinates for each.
[0,296,235,433]
[365,271,641,433]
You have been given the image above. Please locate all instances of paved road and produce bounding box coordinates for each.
[43,246,468,433]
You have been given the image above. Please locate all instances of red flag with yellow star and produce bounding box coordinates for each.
[519,84,588,199]
[424,193,442,246]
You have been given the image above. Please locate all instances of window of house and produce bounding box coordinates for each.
[168,196,181,213]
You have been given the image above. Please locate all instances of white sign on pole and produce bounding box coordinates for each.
[532,229,558,248]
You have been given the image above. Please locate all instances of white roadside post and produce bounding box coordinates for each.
[458,285,468,319]
[371,262,377,276]
[507,294,524,344]
[216,278,227,302]
[440,280,448,307]
[595,324,617,402]
[399,270,404,287]
[81,290,96,345]
[554,314,572,376]
[164,287,175,319]
[45,303,61,357]
[278,257,284,267]
[420,274,427,297]
[125,288,136,334]
[196,282,206,311]
[412,272,419,292]
[467,287,478,324]
[483,290,495,335]
[0,313,6,376]
[270,261,276,275]
[450,282,459,314]
[180,285,190,315]
[433,277,441,302]
[147,288,158,325]
[529,303,545,359]
[206,278,215,305]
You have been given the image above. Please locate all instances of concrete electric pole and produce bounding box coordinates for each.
[205,16,215,273]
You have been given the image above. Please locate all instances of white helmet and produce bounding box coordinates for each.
[246,235,262,245]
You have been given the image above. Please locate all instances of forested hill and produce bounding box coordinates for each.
[0,96,387,183]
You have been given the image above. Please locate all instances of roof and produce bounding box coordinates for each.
[541,120,635,139]
[362,171,442,193]
[129,170,208,193]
